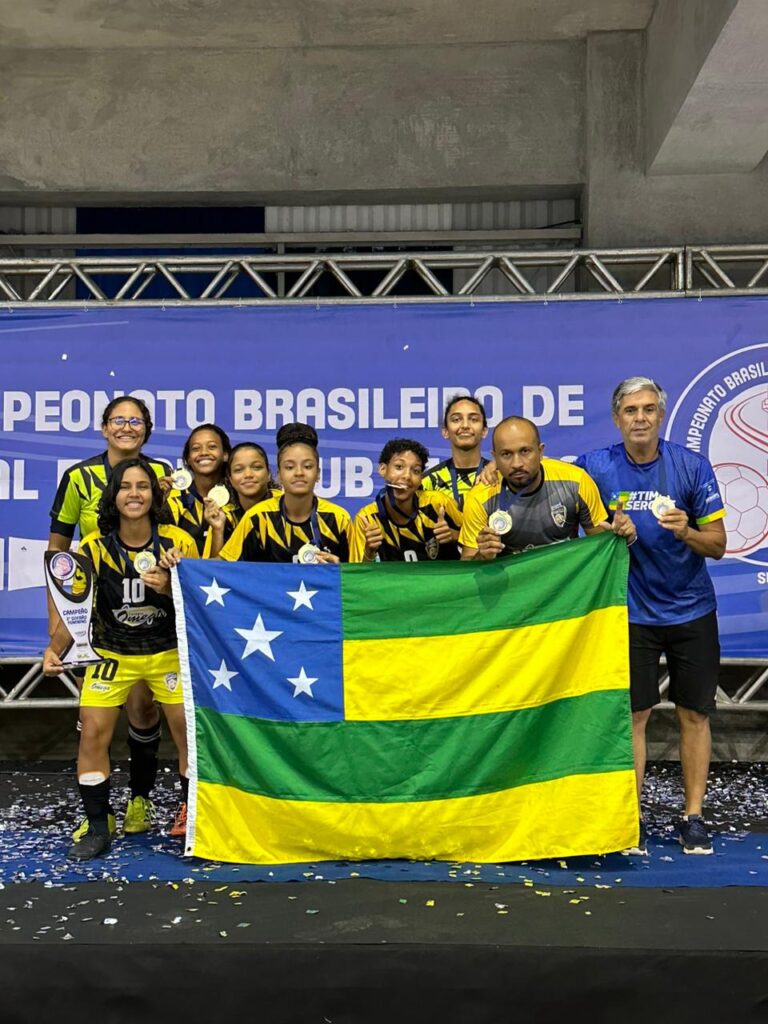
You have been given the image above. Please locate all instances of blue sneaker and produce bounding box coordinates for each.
[621,819,647,856]
[678,815,713,855]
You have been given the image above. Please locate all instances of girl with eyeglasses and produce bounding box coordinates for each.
[47,396,172,843]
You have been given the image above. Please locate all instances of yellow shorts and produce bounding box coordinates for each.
[80,648,184,708]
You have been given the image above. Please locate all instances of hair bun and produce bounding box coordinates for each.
[276,422,319,450]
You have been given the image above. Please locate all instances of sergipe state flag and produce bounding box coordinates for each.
[172,533,637,864]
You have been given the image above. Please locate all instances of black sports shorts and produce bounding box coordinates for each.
[628,610,720,715]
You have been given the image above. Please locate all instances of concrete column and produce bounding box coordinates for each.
[584,31,768,247]
[646,0,768,174]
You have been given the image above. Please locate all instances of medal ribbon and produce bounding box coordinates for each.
[108,523,161,578]
[279,496,325,552]
[447,460,485,507]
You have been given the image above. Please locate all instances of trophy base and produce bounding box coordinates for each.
[60,642,107,669]
[61,656,108,669]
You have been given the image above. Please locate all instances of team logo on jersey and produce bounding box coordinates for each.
[550,503,567,528]
[424,537,439,560]
[89,681,111,693]
[113,605,168,628]
[666,344,768,565]
[164,672,178,692]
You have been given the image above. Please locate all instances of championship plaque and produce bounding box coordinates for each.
[44,551,104,667]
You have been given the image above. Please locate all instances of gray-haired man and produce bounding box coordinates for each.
[576,377,726,855]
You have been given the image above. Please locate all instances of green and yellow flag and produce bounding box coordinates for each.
[174,533,637,864]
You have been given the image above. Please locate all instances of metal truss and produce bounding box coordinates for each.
[1,657,766,710]
[0,246,694,303]
[0,658,80,709]
[2,244,768,305]
[687,244,768,293]
[656,659,768,712]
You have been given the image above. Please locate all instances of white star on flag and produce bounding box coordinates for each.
[235,614,283,661]
[200,578,231,606]
[286,667,318,698]
[287,580,318,611]
[208,659,238,691]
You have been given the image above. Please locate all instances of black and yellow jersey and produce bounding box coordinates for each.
[421,456,490,510]
[75,524,197,655]
[166,485,238,556]
[49,451,171,541]
[350,489,462,562]
[218,495,352,563]
[200,489,282,558]
[459,457,607,554]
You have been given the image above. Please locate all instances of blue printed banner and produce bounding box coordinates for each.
[1,298,766,657]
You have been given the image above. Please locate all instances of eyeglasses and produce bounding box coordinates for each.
[108,416,144,429]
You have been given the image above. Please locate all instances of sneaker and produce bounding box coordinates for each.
[678,814,713,855]
[621,819,648,856]
[67,826,112,861]
[123,795,155,834]
[169,802,187,837]
[72,812,116,843]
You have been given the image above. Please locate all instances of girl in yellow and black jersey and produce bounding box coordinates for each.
[43,459,196,862]
[166,423,234,554]
[217,423,352,564]
[203,441,280,558]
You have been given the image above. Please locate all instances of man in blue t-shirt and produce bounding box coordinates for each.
[577,377,726,856]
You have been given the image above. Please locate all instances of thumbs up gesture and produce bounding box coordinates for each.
[432,504,456,545]
[361,515,384,559]
[611,499,637,546]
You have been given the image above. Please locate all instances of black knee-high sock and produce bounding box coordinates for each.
[179,774,189,803]
[127,722,161,799]
[78,779,111,834]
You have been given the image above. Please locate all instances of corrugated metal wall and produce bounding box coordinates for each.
[265,199,577,235]
[0,207,76,236]
[265,199,578,294]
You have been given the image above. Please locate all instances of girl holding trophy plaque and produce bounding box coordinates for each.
[44,459,197,861]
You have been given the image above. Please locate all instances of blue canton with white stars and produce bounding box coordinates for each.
[176,560,344,722]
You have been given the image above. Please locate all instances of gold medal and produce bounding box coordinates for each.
[489,509,513,534]
[171,468,193,491]
[297,543,320,564]
[208,484,230,508]
[134,550,157,573]
[650,494,676,519]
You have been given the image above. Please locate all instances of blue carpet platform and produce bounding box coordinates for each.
[1,762,767,1024]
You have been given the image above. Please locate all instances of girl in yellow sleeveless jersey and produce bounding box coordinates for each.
[166,423,233,554]
[203,442,279,558]
[217,424,353,564]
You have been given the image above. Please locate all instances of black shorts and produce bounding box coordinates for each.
[628,610,720,715]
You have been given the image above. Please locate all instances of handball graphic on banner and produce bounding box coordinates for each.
[43,551,104,667]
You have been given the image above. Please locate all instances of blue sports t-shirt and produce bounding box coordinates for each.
[576,440,725,626]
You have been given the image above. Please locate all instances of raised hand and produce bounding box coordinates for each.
[658,507,690,541]
[432,505,456,546]
[611,499,637,545]
[361,515,384,560]
[476,526,505,560]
